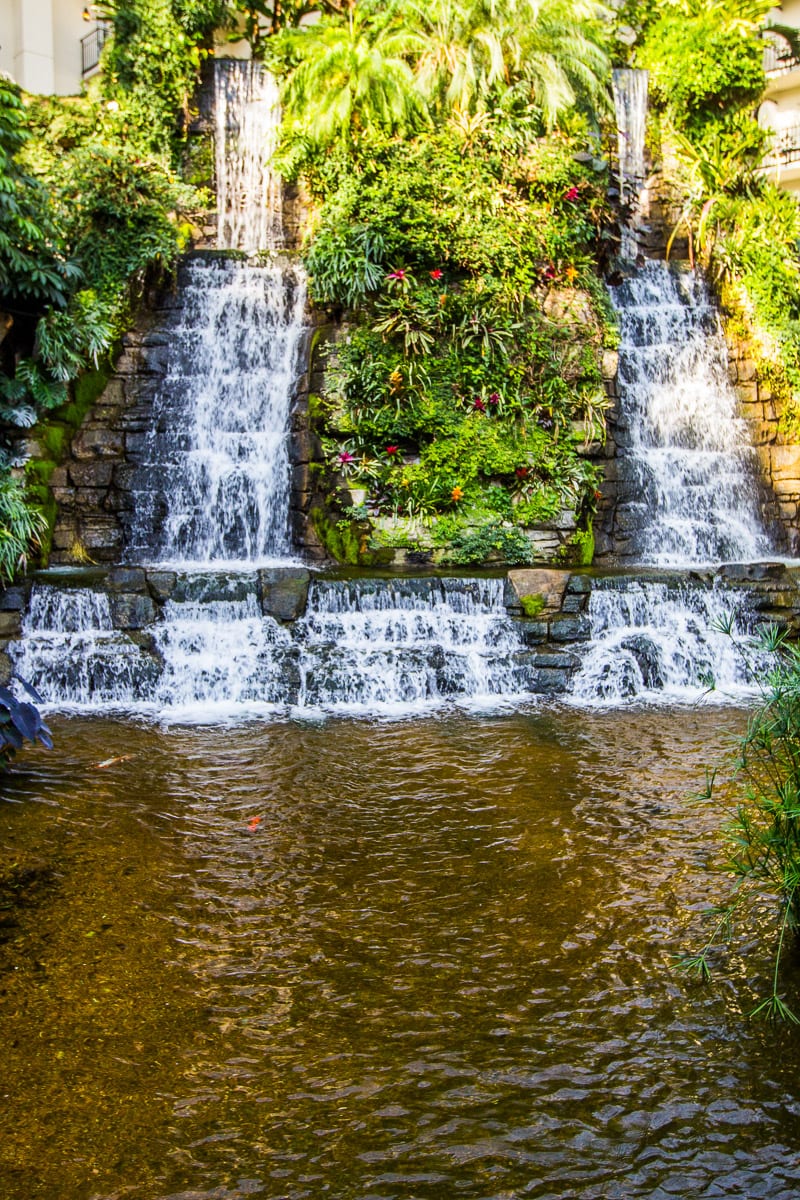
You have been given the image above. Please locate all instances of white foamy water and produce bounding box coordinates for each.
[215,60,282,252]
[11,579,535,719]
[610,262,773,566]
[125,258,307,565]
[569,577,765,706]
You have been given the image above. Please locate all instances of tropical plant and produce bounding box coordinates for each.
[684,625,800,1022]
[407,0,610,128]
[0,476,46,582]
[0,78,80,311]
[276,3,426,153]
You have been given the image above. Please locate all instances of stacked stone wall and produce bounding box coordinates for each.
[727,337,800,555]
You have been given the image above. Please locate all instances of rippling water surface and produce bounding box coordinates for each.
[2,707,800,1199]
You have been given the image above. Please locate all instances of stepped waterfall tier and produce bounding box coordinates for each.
[570,576,764,705]
[11,578,536,717]
[608,261,774,566]
[123,257,307,566]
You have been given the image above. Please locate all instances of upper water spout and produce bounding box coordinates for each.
[215,60,283,252]
[612,68,649,203]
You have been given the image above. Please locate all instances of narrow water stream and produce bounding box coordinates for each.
[2,708,800,1200]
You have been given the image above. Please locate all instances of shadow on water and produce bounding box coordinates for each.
[2,706,800,1199]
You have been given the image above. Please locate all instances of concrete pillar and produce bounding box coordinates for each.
[14,0,54,94]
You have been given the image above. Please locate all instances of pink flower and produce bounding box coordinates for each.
[387,269,406,281]
[543,263,557,281]
[338,451,355,465]
[564,185,579,201]
[488,392,500,406]
[473,397,486,412]
[430,268,443,281]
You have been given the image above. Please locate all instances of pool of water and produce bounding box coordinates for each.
[2,706,800,1199]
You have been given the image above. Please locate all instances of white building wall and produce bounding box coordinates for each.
[0,0,17,80]
[53,0,91,95]
[0,0,91,94]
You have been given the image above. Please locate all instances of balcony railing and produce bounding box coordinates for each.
[81,21,111,76]
[763,123,800,168]
[764,36,800,77]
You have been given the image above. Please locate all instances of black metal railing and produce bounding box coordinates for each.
[81,21,111,76]
[764,123,800,167]
[764,36,800,77]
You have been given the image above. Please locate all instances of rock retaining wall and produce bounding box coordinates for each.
[727,336,800,556]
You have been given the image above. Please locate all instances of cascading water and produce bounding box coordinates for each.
[569,576,764,705]
[123,60,307,568]
[124,256,307,566]
[12,579,535,718]
[611,69,648,202]
[609,261,773,566]
[215,59,283,252]
[611,68,648,260]
[572,261,777,704]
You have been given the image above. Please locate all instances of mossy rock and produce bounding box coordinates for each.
[519,593,546,618]
[310,507,393,566]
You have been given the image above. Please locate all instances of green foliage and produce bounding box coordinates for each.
[0,475,46,582]
[274,6,425,156]
[100,0,221,153]
[639,4,764,145]
[686,626,800,1022]
[307,119,606,561]
[0,78,81,310]
[519,592,545,617]
[444,520,533,565]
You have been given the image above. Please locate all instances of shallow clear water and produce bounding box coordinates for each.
[2,707,800,1200]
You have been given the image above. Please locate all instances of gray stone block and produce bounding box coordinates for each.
[548,615,591,643]
[107,567,147,593]
[147,571,177,601]
[259,568,311,621]
[109,593,158,630]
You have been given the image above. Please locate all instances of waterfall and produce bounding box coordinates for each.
[296,578,530,709]
[570,577,765,705]
[215,60,283,252]
[612,68,648,260]
[11,588,160,707]
[124,258,307,567]
[609,261,773,566]
[12,579,535,718]
[612,69,649,202]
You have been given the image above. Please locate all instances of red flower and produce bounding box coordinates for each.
[430,268,443,281]
[385,444,399,456]
[387,269,406,281]
[473,397,486,412]
[515,467,529,478]
[488,392,500,406]
[564,186,579,202]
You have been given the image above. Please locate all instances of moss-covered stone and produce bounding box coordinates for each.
[309,507,393,567]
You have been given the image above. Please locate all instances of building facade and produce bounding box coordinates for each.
[0,0,107,95]
[761,1,800,193]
